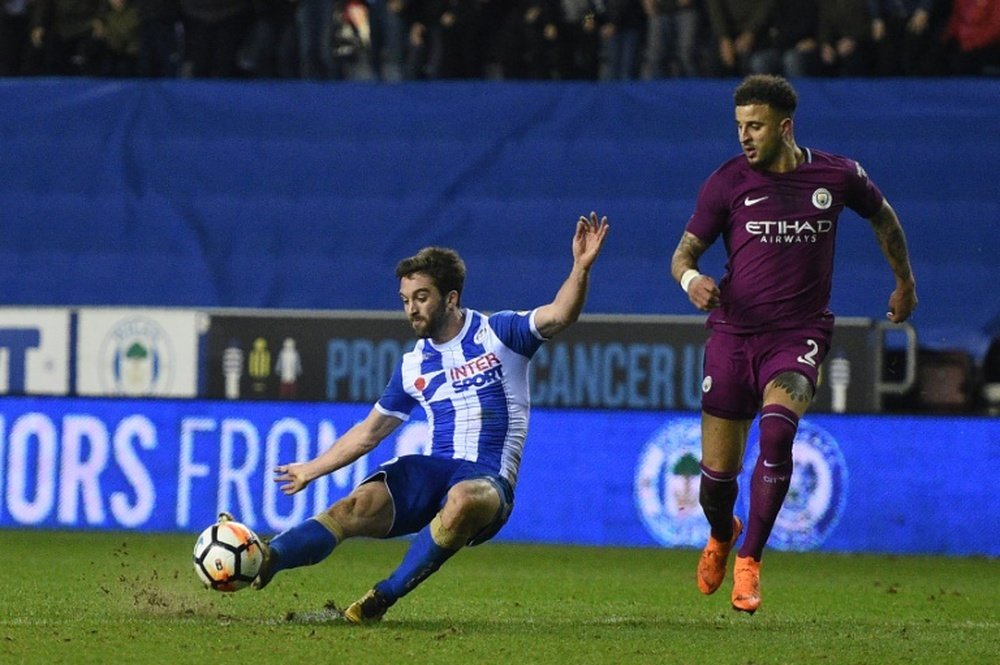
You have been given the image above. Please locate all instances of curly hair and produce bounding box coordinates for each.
[734,74,798,118]
[395,247,466,301]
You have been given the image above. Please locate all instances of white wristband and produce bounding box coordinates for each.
[680,269,702,294]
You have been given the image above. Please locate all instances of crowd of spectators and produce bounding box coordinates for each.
[0,0,997,80]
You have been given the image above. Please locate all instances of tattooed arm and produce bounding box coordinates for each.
[868,200,918,323]
[671,231,720,311]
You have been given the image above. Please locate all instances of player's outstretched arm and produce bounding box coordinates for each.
[867,201,918,323]
[272,408,402,495]
[534,212,610,338]
[671,231,720,311]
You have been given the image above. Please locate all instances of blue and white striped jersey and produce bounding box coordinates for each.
[375,308,546,488]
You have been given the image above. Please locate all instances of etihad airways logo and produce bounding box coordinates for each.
[745,219,832,244]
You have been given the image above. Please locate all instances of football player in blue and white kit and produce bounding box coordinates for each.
[252,212,610,623]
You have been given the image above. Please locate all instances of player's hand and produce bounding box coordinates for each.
[573,211,610,270]
[687,274,721,311]
[886,282,917,323]
[273,463,313,495]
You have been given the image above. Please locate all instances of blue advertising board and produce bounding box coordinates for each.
[0,80,997,359]
[0,397,996,556]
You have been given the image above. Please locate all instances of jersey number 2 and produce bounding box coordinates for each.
[797,339,820,368]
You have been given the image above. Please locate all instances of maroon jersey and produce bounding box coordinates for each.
[686,148,884,333]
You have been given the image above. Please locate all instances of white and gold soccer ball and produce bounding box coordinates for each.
[192,513,264,592]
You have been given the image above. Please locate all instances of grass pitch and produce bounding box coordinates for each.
[1,530,995,665]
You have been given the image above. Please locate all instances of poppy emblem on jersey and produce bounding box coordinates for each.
[414,376,426,391]
[812,188,832,210]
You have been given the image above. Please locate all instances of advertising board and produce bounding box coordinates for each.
[1,396,994,556]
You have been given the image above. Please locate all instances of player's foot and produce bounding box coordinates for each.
[731,555,761,614]
[252,537,278,591]
[343,588,391,624]
[696,516,743,595]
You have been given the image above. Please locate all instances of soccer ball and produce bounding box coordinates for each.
[192,512,264,592]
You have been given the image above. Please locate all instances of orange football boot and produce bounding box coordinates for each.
[731,555,762,614]
[696,516,743,595]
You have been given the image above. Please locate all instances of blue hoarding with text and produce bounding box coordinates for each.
[0,397,995,556]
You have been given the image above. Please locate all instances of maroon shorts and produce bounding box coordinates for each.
[701,325,832,420]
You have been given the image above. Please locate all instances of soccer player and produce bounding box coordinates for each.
[253,212,610,623]
[670,74,917,613]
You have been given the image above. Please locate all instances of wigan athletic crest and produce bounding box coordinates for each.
[634,417,711,547]
[99,316,175,395]
[636,417,848,550]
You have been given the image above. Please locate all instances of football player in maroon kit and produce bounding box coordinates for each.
[671,74,918,613]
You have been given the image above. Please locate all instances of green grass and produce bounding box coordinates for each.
[1,530,995,665]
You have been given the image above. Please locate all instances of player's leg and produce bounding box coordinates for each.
[696,412,751,594]
[732,327,828,612]
[253,480,393,590]
[732,327,829,612]
[731,373,810,613]
[738,371,812,563]
[346,475,511,623]
[697,330,757,595]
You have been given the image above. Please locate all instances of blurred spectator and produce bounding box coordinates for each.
[703,0,776,76]
[601,0,645,79]
[30,0,102,74]
[135,0,180,77]
[10,0,1000,78]
[294,0,333,77]
[818,0,873,76]
[179,0,253,77]
[868,0,940,76]
[402,0,437,78]
[747,0,822,77]
[368,0,410,80]
[330,0,372,78]
[641,0,701,78]
[238,0,297,78]
[498,0,560,79]
[1,0,33,75]
[944,0,1000,75]
[477,0,509,78]
[427,0,490,79]
[402,0,432,78]
[93,0,140,75]
[556,0,605,79]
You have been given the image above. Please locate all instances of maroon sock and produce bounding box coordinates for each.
[699,463,740,541]
[738,404,798,561]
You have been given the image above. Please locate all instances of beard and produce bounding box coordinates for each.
[410,301,449,339]
[745,138,783,171]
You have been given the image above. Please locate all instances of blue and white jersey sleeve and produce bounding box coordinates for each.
[487,309,546,358]
[376,360,419,420]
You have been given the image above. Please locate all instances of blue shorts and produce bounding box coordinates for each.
[361,455,514,545]
[702,325,832,420]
